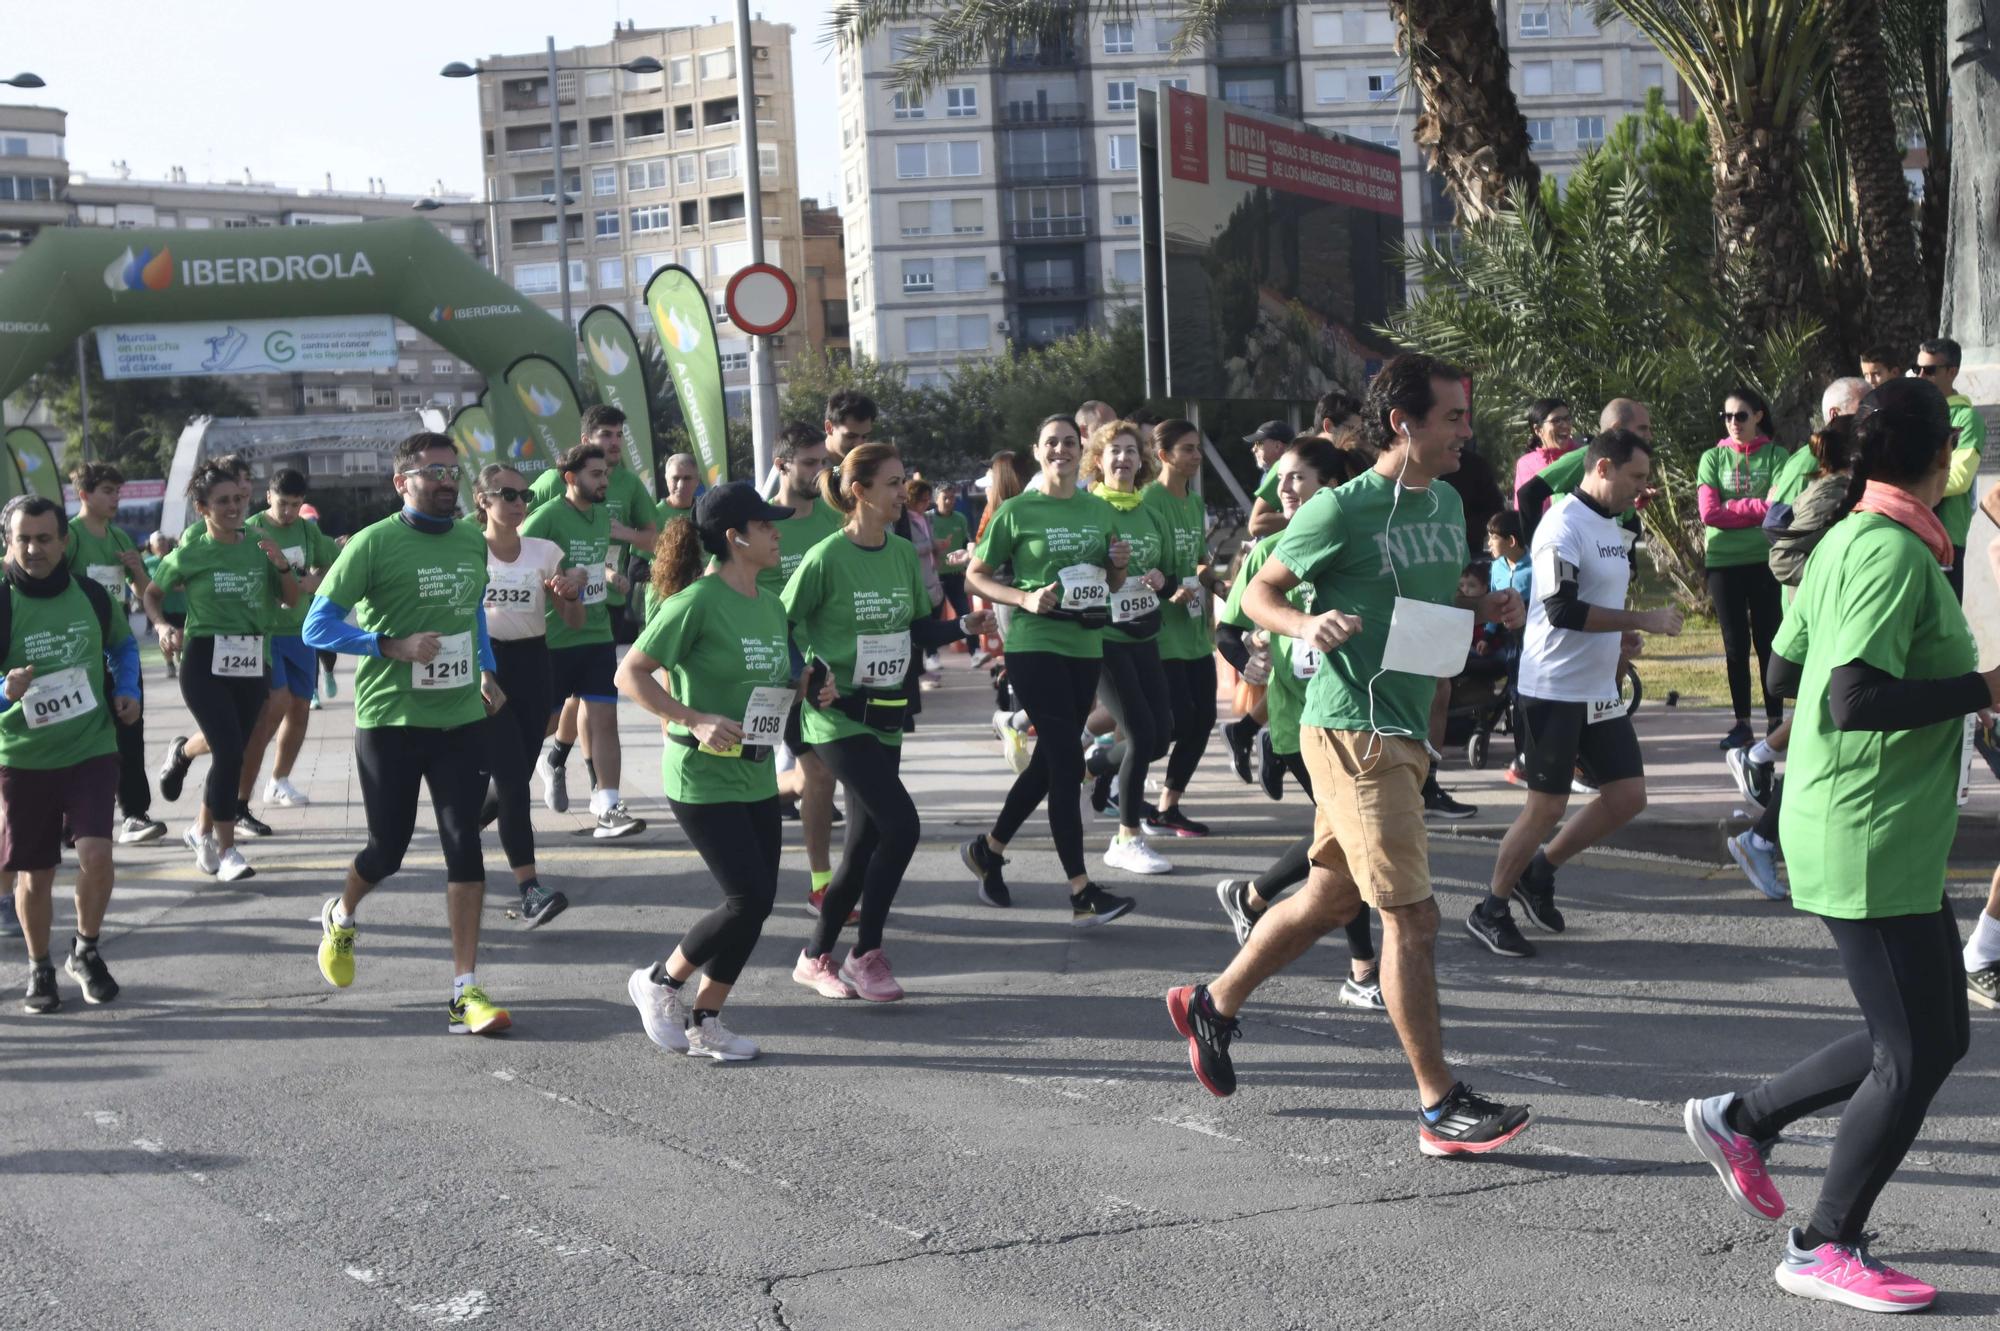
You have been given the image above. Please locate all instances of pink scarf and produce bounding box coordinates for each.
[1855,479,1953,568]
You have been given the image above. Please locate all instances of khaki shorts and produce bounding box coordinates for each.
[1299,727,1433,909]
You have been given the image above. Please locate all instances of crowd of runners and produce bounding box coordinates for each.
[2,347,1995,1313]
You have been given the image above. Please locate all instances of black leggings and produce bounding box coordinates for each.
[1705,563,1783,726]
[488,637,553,870]
[667,796,781,985]
[811,734,921,957]
[178,637,271,818]
[1736,900,1970,1243]
[115,681,150,819]
[939,574,972,621]
[1253,750,1376,963]
[354,720,491,883]
[1753,775,1783,845]
[993,651,1099,880]
[1160,654,1218,792]
[1099,639,1172,832]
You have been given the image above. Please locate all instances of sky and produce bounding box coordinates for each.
[3,0,846,205]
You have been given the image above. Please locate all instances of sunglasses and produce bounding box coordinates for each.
[1719,411,1755,424]
[400,463,463,482]
[1915,364,1955,376]
[482,486,531,503]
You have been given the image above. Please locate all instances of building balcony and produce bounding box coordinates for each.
[1213,27,1296,60]
[1221,93,1299,116]
[1005,218,1088,241]
[1001,161,1087,185]
[1001,38,1080,70]
[1017,280,1089,300]
[1000,101,1086,126]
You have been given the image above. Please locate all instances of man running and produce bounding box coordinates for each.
[1166,353,1534,1157]
[1514,398,1653,545]
[303,432,510,1035]
[1,495,141,1012]
[1468,428,1682,958]
[242,468,341,811]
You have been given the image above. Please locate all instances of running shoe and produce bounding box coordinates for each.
[65,944,119,1005]
[519,879,568,929]
[626,966,690,1051]
[778,800,800,822]
[1148,806,1209,838]
[1505,759,1527,787]
[792,949,856,999]
[1774,1229,1935,1313]
[308,696,321,711]
[961,835,1011,908]
[448,985,512,1036]
[1422,772,1477,820]
[686,1014,759,1061]
[1416,1082,1531,1156]
[1070,881,1135,927]
[1968,963,1999,1010]
[234,804,275,839]
[804,886,859,924]
[316,896,355,988]
[1719,720,1753,752]
[1089,769,1116,816]
[1166,983,1238,1097]
[157,735,190,803]
[1682,1093,1785,1220]
[1513,865,1565,933]
[1465,898,1536,957]
[265,776,310,808]
[1256,729,1284,801]
[322,664,338,697]
[1569,769,1597,796]
[1727,833,1786,900]
[180,825,200,854]
[193,833,221,877]
[839,947,905,1002]
[539,749,570,813]
[0,894,21,938]
[1103,834,1172,876]
[217,847,256,883]
[117,815,167,845]
[22,963,58,1014]
[1002,723,1031,775]
[593,802,645,839]
[1222,717,1256,784]
[1338,973,1386,1011]
[1725,746,1774,811]
[1216,878,1261,945]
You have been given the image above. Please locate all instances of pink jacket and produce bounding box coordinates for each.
[1698,436,1775,529]
[1513,442,1575,512]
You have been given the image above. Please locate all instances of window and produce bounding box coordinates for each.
[1364,10,1396,43]
[1641,63,1664,91]
[1574,60,1604,95]
[1159,75,1190,91]
[1103,21,1134,53]
[394,325,417,346]
[902,258,935,293]
[760,144,778,178]
[905,316,938,354]
[307,445,339,466]
[594,210,620,238]
[1108,133,1138,171]
[896,141,981,178]
[629,203,672,234]
[710,239,750,276]
[669,57,691,87]
[675,154,698,187]
[634,252,670,284]
[1310,12,1342,45]
[892,91,926,120]
[587,116,615,147]
[625,110,665,140]
[1571,9,1599,35]
[628,158,668,191]
[1575,115,1605,148]
[399,392,425,410]
[1366,71,1397,101]
[842,116,857,148]
[708,194,746,223]
[946,86,978,118]
[514,263,559,294]
[1519,7,1550,38]
[1010,186,1084,235]
[952,256,986,293]
[1523,62,1552,96]
[1314,70,1347,104]
[622,66,662,92]
[845,168,859,203]
[955,316,991,351]
[680,200,700,229]
[1112,190,1140,227]
[699,49,734,81]
[397,357,419,381]
[1525,119,1553,149]
[1368,124,1399,148]
[889,27,922,59]
[953,197,983,232]
[1154,18,1184,50]
[705,147,737,181]
[592,166,617,196]
[1113,248,1142,287]
[431,358,457,376]
[719,345,749,374]
[598,257,625,289]
[1107,80,1136,112]
[584,70,613,99]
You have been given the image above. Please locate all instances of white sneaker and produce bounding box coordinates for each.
[181,825,201,854]
[264,777,310,807]
[539,750,569,813]
[685,1014,759,1061]
[194,834,221,876]
[217,846,256,882]
[626,966,690,1051]
[1103,834,1172,875]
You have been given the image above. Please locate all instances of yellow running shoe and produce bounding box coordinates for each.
[448,985,512,1036]
[316,897,355,988]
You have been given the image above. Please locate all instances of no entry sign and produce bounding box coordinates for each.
[724,263,797,336]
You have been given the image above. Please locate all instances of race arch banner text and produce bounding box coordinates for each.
[579,304,657,497]
[642,265,728,486]
[95,314,397,381]
[500,354,584,481]
[6,426,62,502]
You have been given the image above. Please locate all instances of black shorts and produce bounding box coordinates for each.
[1517,695,1644,795]
[547,641,618,708]
[783,697,813,756]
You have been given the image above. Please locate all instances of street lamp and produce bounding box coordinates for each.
[413,193,576,278]
[442,43,664,333]
[3,74,45,89]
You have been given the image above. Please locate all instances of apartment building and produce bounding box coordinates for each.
[836,2,1682,386]
[472,19,804,414]
[799,198,851,359]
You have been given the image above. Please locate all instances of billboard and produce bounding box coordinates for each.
[95,315,397,380]
[1143,87,1405,403]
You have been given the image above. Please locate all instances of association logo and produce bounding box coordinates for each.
[103,246,174,292]
[587,333,630,376]
[515,384,564,418]
[660,307,702,353]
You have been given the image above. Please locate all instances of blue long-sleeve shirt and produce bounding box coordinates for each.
[304,596,497,672]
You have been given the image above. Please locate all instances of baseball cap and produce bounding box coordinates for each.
[695,480,793,554]
[1243,420,1294,445]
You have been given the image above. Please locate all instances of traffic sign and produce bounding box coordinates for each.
[724,264,797,337]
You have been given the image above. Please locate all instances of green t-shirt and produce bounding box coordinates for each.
[142,554,186,615]
[633,574,789,805]
[150,534,285,640]
[1271,470,1467,736]
[1255,466,1281,507]
[1534,447,1639,522]
[531,465,659,608]
[317,515,490,731]
[519,497,612,648]
[1146,482,1214,661]
[783,531,932,747]
[765,496,846,600]
[64,519,137,606]
[1698,441,1792,567]
[1220,533,1314,755]
[1774,513,1975,919]
[246,512,341,638]
[929,509,971,562]
[0,578,133,771]
[974,489,1123,660]
[1768,447,1820,507]
[1936,395,1989,549]
[1093,486,1174,646]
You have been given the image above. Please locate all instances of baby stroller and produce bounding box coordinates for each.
[1446,632,1517,771]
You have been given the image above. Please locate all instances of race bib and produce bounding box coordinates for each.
[86,563,123,598]
[578,569,607,606]
[21,666,96,730]
[212,635,263,678]
[415,632,474,691]
[1058,563,1109,612]
[1379,598,1473,678]
[708,684,794,757]
[484,566,539,611]
[1181,576,1203,618]
[1587,697,1629,725]
[1110,581,1159,624]
[1291,644,1320,680]
[852,631,911,689]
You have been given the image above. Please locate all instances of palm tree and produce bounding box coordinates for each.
[1826,0,1928,352]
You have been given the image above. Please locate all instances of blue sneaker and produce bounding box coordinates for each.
[0,893,19,938]
[1727,833,1786,900]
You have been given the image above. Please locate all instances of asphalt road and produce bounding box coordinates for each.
[4,655,1996,1329]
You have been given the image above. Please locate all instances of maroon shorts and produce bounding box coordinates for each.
[0,753,119,870]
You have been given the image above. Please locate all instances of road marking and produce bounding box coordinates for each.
[1150,1111,1244,1144]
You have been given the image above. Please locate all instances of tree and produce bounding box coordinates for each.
[11,340,257,479]
[1826,0,1928,352]
[1879,0,1948,330]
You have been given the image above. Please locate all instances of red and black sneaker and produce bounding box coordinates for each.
[1416,1081,1531,1157]
[1166,983,1239,1097]
[1148,807,1210,838]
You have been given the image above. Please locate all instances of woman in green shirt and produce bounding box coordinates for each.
[1144,419,1225,837]
[1698,386,1792,750]
[1683,380,1978,1313]
[930,482,973,623]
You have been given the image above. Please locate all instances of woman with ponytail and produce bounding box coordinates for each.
[616,482,799,1061]
[1683,378,1980,1313]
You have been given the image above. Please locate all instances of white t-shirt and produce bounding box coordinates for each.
[484,535,567,642]
[1519,493,1633,703]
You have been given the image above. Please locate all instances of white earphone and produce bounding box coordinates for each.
[732,535,750,548]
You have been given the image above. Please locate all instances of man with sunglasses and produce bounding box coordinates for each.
[1917,338,1987,600]
[303,432,511,1035]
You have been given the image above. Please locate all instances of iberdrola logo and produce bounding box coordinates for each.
[103,246,174,292]
[468,426,497,459]
[515,383,563,418]
[587,332,630,376]
[508,437,538,460]
[660,306,702,353]
[18,449,41,472]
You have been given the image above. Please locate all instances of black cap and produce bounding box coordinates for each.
[695,480,792,554]
[1243,420,1294,445]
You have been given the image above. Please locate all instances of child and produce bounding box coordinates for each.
[1479,512,1532,651]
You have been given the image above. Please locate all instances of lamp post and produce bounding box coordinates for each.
[414,191,576,280]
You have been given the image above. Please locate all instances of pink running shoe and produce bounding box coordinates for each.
[1683,1093,1785,1220]
[1775,1228,1936,1313]
[838,947,905,1002]
[791,949,855,999]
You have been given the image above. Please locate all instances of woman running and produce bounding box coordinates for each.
[785,444,992,1001]
[961,416,1138,926]
[477,464,585,928]
[1145,419,1223,837]
[142,460,297,883]
[1699,387,1791,750]
[1684,378,1977,1313]
[616,482,802,1059]
[1084,418,1175,876]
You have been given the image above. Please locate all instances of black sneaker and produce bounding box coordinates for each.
[1216,878,1261,945]
[1423,772,1476,820]
[234,803,275,838]
[157,735,190,803]
[65,945,119,1004]
[779,800,800,822]
[1222,717,1256,784]
[1970,963,1999,1010]
[23,963,58,1013]
[1148,806,1209,838]
[1725,747,1774,810]
[1166,983,1238,1097]
[518,879,569,930]
[1514,867,1566,934]
[1070,881,1134,928]
[829,804,845,826]
[1090,769,1115,816]
[1256,729,1284,801]
[1719,720,1753,752]
[1466,899,1536,957]
[117,815,167,845]
[1417,1081,1532,1156]
[961,835,1011,908]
